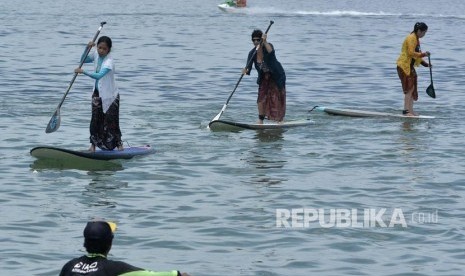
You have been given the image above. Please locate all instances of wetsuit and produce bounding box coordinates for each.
[59,254,181,276]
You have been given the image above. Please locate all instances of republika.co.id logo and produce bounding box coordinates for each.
[276,208,438,228]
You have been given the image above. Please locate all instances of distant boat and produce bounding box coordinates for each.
[218,2,247,13]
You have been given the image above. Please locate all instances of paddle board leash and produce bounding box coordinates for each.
[308,106,318,113]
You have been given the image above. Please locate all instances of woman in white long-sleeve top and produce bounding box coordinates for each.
[75,36,123,152]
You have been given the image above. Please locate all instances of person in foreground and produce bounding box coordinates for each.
[242,29,286,124]
[59,221,190,276]
[396,22,431,117]
[75,36,123,152]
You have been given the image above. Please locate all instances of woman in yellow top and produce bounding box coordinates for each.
[396,22,430,116]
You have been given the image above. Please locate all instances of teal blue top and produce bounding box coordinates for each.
[80,47,111,89]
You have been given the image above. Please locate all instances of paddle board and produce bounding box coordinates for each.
[208,119,312,131]
[314,106,435,119]
[30,145,155,161]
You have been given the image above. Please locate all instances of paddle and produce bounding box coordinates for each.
[209,20,274,123]
[426,55,436,98]
[45,21,107,133]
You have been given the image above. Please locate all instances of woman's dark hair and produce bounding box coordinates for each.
[251,29,263,39]
[97,36,112,51]
[412,22,428,33]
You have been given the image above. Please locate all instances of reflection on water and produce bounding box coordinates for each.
[395,120,435,185]
[242,130,287,186]
[87,171,128,188]
[82,175,129,208]
[246,151,286,170]
[401,121,414,132]
[249,174,286,187]
[254,129,285,143]
[30,158,124,171]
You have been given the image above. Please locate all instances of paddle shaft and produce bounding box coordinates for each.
[211,20,274,122]
[56,22,107,109]
[428,55,433,84]
[424,54,437,98]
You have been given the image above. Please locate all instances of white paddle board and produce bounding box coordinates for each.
[314,106,435,119]
[208,119,312,131]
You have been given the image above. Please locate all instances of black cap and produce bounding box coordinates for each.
[83,221,116,241]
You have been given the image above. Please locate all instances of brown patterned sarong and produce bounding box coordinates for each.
[257,72,286,121]
[90,89,122,150]
[397,66,418,101]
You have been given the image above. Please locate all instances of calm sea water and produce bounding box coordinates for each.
[1,0,465,275]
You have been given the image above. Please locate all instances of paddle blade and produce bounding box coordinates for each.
[45,109,61,133]
[211,111,222,122]
[426,84,436,99]
[210,104,227,122]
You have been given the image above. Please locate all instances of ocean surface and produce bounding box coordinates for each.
[1,0,465,275]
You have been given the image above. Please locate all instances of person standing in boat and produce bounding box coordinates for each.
[396,22,430,116]
[75,36,123,152]
[225,0,246,7]
[236,0,246,7]
[242,29,286,124]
